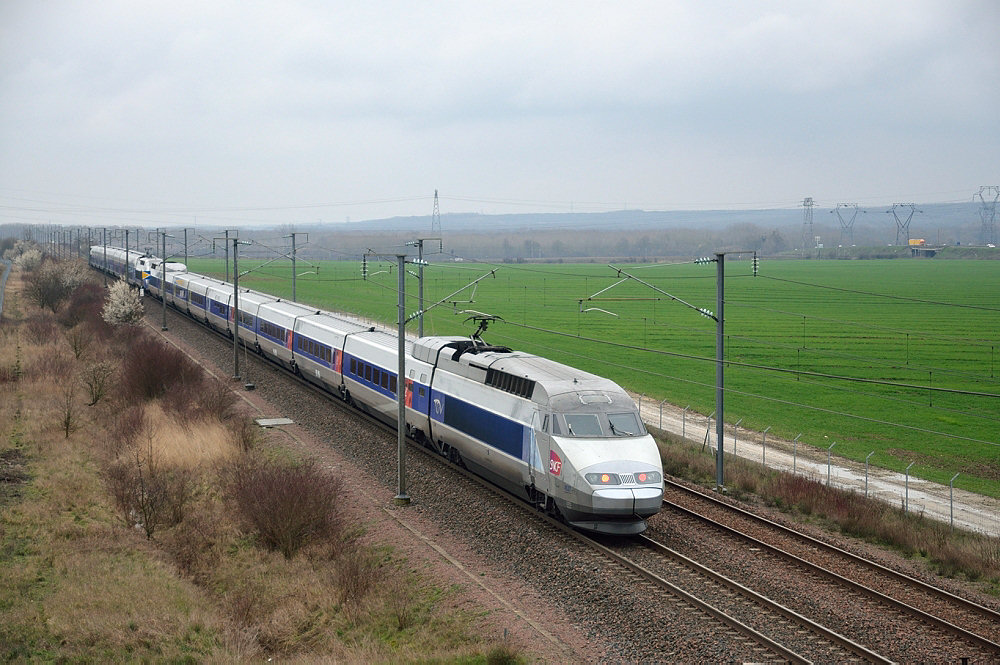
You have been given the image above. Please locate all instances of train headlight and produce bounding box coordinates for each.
[585,472,621,485]
[634,471,662,484]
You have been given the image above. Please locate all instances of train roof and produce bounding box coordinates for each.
[412,336,620,402]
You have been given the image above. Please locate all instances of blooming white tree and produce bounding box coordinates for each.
[102,279,145,326]
[13,248,42,271]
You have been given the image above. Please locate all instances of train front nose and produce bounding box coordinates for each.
[561,481,663,535]
[591,487,663,518]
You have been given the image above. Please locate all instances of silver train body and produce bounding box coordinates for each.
[90,246,664,534]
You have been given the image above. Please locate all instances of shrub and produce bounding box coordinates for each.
[101,442,196,539]
[195,378,239,422]
[120,335,202,402]
[60,282,106,328]
[102,403,146,457]
[486,643,522,665]
[226,455,342,559]
[228,417,260,452]
[24,259,74,312]
[333,548,379,606]
[161,501,223,578]
[25,312,59,344]
[81,359,115,406]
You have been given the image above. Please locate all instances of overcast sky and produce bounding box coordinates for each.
[1,1,998,228]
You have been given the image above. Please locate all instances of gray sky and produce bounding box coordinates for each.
[1,1,998,228]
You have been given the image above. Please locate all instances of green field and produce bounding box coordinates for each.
[186,257,1000,498]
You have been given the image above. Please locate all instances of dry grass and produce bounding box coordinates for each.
[128,402,239,468]
[0,258,525,663]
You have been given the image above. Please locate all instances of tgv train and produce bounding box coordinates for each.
[90,245,664,534]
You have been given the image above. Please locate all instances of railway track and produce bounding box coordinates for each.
[144,296,998,662]
[658,478,1000,662]
[150,298,868,661]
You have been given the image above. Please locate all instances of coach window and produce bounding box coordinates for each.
[389,376,397,395]
[350,358,357,374]
[365,365,372,382]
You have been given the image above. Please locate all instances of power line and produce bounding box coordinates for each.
[759,275,1000,312]
[501,320,1000,398]
[488,330,1000,449]
[726,301,997,345]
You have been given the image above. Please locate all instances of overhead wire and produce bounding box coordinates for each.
[488,329,1000,448]
[501,320,1000,398]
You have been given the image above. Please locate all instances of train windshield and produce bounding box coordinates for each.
[556,411,646,438]
[608,412,641,436]
[564,414,602,436]
[549,390,647,438]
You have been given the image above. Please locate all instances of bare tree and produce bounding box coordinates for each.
[60,382,78,438]
[66,324,92,359]
[81,360,115,406]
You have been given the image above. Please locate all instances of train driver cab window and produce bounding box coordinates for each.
[551,416,562,435]
[542,415,549,432]
[608,412,644,436]
[564,414,602,437]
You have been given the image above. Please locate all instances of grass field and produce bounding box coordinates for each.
[186,256,1000,498]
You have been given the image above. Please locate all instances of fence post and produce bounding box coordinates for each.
[827,442,836,486]
[761,426,771,465]
[733,418,743,456]
[905,462,915,513]
[659,399,667,430]
[701,411,715,454]
[865,451,875,497]
[682,406,690,439]
[950,472,960,530]
[792,434,802,474]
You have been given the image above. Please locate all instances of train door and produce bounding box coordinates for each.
[524,410,550,504]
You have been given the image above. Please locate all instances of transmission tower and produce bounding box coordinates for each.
[886,203,920,246]
[831,203,861,246]
[431,189,441,234]
[801,197,814,250]
[976,186,999,245]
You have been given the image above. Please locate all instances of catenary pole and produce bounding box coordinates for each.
[715,252,725,491]
[233,238,241,379]
[395,254,410,504]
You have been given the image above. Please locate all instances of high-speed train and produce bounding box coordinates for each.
[90,245,664,534]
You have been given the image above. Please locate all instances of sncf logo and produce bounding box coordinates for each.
[549,450,562,476]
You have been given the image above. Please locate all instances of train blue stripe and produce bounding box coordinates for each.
[434,390,526,461]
